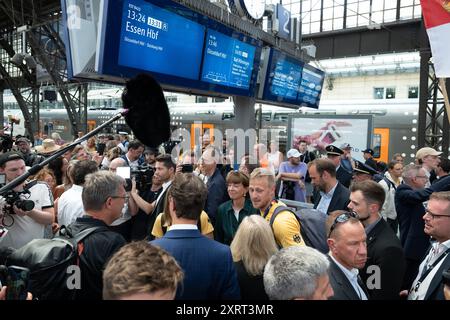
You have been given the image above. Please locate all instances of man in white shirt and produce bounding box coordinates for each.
[407,191,450,300]
[120,140,145,171]
[326,210,368,300]
[57,160,98,227]
[0,152,54,249]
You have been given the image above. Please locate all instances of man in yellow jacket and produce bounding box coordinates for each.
[249,167,304,248]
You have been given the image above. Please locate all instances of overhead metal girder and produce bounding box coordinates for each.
[418,49,450,158]
[302,19,424,60]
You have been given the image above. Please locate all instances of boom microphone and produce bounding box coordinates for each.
[121,73,171,148]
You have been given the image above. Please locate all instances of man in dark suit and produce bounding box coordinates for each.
[406,191,450,300]
[348,180,406,300]
[151,173,240,300]
[325,145,352,188]
[308,158,350,215]
[200,146,229,225]
[326,210,369,300]
[142,154,175,240]
[396,164,450,289]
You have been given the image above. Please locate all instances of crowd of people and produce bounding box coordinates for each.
[1,130,450,302]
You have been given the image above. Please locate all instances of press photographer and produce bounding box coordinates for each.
[129,154,175,240]
[0,152,54,249]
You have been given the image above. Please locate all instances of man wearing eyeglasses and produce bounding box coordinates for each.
[407,191,450,300]
[326,210,369,300]
[348,180,406,300]
[65,171,127,300]
[395,164,450,290]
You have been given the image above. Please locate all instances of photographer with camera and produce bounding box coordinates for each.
[0,152,54,249]
[108,158,139,241]
[15,137,45,167]
[130,154,175,240]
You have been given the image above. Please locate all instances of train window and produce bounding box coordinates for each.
[262,112,272,121]
[372,134,381,158]
[408,86,418,99]
[374,87,384,99]
[386,87,396,99]
[273,113,289,122]
[213,97,226,103]
[195,96,208,103]
[222,112,235,120]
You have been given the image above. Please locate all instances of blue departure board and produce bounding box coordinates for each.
[201,29,256,89]
[118,0,205,80]
[297,64,325,108]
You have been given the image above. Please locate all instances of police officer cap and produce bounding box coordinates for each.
[326,145,344,156]
[353,160,378,176]
[0,151,24,167]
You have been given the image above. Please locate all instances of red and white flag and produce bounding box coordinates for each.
[421,0,450,77]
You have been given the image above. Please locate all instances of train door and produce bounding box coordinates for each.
[87,120,97,132]
[190,123,214,150]
[373,128,390,164]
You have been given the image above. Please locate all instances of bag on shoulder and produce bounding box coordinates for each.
[269,206,328,254]
[5,226,101,300]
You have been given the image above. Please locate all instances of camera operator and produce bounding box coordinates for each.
[108,158,138,241]
[130,154,175,240]
[0,152,54,249]
[15,137,45,167]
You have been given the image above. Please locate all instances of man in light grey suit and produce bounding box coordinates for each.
[326,210,369,300]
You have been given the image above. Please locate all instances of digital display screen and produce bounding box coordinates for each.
[297,64,325,109]
[118,0,205,80]
[259,48,324,108]
[92,0,262,97]
[267,50,302,102]
[201,29,256,89]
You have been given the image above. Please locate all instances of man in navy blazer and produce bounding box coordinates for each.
[151,173,240,300]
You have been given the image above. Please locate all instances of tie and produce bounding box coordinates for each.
[356,276,366,300]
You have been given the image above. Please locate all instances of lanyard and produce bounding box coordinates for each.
[412,247,450,293]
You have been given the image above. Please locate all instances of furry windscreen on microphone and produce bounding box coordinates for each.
[122,74,171,147]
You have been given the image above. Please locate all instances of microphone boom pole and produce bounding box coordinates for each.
[0,111,125,195]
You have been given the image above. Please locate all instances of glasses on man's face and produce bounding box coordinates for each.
[328,211,359,238]
[111,195,129,201]
[425,210,450,220]
[415,175,429,180]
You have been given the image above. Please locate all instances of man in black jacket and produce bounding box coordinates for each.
[348,180,406,300]
[67,171,127,300]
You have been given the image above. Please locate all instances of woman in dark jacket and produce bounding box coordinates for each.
[230,215,278,300]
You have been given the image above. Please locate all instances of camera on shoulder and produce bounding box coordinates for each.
[131,164,155,192]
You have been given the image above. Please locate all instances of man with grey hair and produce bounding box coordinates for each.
[263,246,334,300]
[66,171,127,300]
[395,164,450,289]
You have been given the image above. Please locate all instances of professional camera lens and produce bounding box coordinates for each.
[15,199,35,211]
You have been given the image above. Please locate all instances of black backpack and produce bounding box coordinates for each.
[5,226,101,300]
[268,206,328,254]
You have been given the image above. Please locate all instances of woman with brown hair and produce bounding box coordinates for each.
[214,170,257,245]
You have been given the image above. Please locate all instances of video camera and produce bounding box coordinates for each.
[0,173,35,222]
[131,164,154,192]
